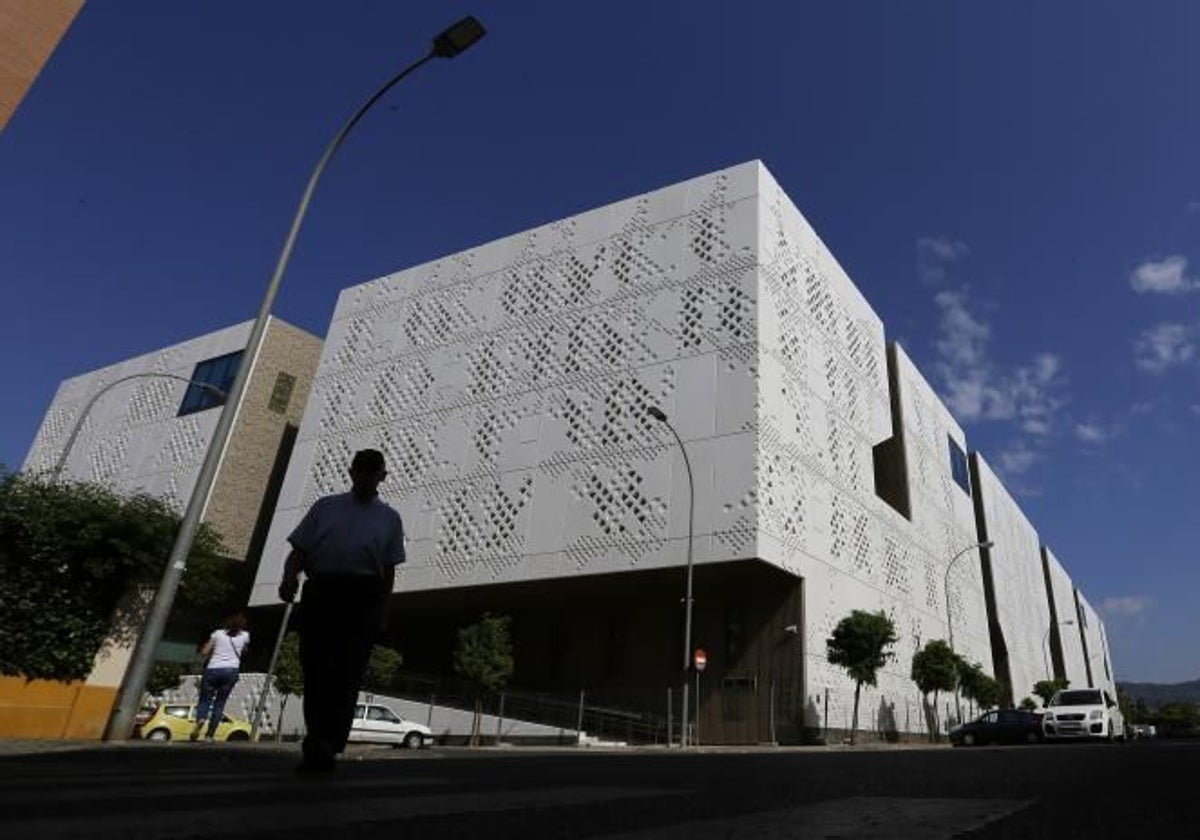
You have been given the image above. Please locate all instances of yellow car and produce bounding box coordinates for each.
[137,702,253,742]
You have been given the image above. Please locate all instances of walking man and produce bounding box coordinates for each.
[278,449,405,772]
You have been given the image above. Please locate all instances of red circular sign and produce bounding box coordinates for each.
[694,649,708,671]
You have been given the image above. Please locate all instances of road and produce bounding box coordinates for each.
[0,739,1192,838]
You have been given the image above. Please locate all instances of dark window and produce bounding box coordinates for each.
[948,436,970,494]
[178,350,243,416]
[268,371,296,415]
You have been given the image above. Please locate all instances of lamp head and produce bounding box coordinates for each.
[433,16,487,58]
[647,406,668,423]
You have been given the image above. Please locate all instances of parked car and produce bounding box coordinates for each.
[1042,688,1126,741]
[950,709,1045,746]
[348,703,433,749]
[136,703,252,742]
[1129,723,1157,739]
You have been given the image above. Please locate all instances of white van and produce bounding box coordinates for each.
[1042,688,1126,741]
[348,702,434,749]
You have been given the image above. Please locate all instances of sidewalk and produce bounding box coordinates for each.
[0,737,951,758]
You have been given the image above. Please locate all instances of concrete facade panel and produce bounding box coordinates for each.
[971,454,1052,703]
[1042,547,1088,686]
[252,163,764,604]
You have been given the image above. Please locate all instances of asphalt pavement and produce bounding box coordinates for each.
[0,738,1191,838]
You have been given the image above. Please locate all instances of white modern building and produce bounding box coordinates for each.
[11,317,320,740]
[233,160,1113,743]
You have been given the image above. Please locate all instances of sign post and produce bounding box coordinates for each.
[693,649,707,747]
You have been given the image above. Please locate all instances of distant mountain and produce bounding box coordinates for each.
[1119,679,1200,707]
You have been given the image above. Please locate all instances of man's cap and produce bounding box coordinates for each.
[350,448,386,471]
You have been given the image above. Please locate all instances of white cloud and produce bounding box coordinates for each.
[933,288,1068,434]
[997,441,1037,475]
[1074,421,1109,444]
[1099,596,1151,618]
[1133,322,1196,373]
[917,236,970,285]
[1130,255,1197,294]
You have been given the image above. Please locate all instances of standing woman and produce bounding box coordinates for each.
[191,613,250,742]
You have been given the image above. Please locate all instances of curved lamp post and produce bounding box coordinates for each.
[103,16,488,741]
[1042,619,1075,682]
[647,406,695,748]
[944,539,993,723]
[52,373,226,475]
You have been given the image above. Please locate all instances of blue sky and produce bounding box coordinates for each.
[2,2,1197,682]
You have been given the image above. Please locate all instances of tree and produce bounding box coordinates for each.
[1019,696,1038,711]
[145,661,187,697]
[453,613,515,746]
[272,632,304,741]
[825,610,898,745]
[0,471,228,682]
[911,640,958,740]
[1117,687,1134,727]
[363,645,404,692]
[1032,678,1069,707]
[957,660,1002,712]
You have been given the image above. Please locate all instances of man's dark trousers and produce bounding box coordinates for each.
[298,576,384,764]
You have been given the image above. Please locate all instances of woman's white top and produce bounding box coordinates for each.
[207,629,249,670]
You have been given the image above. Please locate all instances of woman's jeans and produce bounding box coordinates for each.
[195,667,239,738]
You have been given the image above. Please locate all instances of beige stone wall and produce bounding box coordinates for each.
[204,318,322,559]
[0,0,84,130]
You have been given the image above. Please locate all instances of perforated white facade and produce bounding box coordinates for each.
[249,160,1114,737]
[24,322,253,512]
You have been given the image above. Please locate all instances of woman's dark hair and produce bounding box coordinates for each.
[224,612,247,636]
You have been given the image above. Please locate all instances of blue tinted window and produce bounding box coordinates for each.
[178,350,243,416]
[948,436,970,494]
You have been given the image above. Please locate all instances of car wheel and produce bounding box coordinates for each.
[962,733,975,747]
[146,728,172,742]
[403,732,424,750]
[1026,730,1041,744]
[226,731,249,742]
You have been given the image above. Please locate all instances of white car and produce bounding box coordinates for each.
[1042,688,1126,741]
[348,702,434,749]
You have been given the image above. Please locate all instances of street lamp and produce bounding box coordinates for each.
[944,539,993,722]
[647,405,695,748]
[1042,619,1075,682]
[52,373,226,475]
[103,15,488,741]
[943,540,993,654]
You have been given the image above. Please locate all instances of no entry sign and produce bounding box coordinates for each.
[694,649,707,671]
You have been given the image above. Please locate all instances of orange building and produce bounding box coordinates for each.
[0,0,84,130]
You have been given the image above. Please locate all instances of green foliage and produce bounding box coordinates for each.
[911,640,958,696]
[363,645,404,692]
[1117,687,1134,725]
[957,659,1002,709]
[145,661,187,696]
[1019,696,1038,711]
[273,632,304,698]
[1033,678,1070,706]
[826,610,897,745]
[454,613,515,694]
[1140,701,1200,736]
[0,471,228,682]
[826,610,898,689]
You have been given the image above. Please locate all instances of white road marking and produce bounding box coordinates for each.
[593,796,1034,839]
